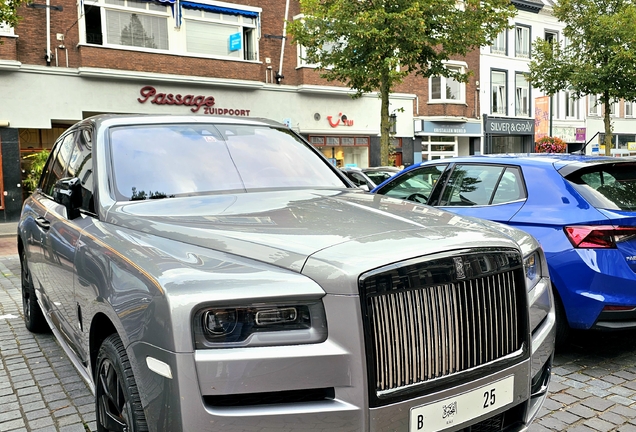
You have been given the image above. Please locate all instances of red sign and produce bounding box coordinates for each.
[327,112,354,127]
[137,86,250,116]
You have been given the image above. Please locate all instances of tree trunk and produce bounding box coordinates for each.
[379,69,391,166]
[603,93,613,156]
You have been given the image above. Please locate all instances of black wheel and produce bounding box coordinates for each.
[96,334,148,432]
[407,192,428,204]
[553,289,571,351]
[21,249,48,333]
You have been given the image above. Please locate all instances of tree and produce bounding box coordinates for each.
[527,0,636,156]
[0,0,28,30]
[288,0,515,166]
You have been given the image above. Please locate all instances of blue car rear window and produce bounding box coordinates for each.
[566,162,636,211]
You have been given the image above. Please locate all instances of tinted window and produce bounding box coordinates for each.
[491,167,525,204]
[378,165,447,202]
[440,164,504,206]
[109,124,345,200]
[40,133,75,197]
[566,162,636,210]
[68,129,95,214]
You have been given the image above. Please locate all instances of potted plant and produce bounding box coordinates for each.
[535,136,567,153]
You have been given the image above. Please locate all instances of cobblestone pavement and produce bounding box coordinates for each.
[2,245,636,431]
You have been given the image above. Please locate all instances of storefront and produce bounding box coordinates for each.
[482,115,535,154]
[414,118,482,160]
[0,67,416,220]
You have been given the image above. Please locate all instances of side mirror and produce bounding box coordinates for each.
[53,177,82,220]
[358,185,370,192]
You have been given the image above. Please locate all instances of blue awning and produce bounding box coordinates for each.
[181,1,259,18]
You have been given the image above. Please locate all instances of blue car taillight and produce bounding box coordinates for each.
[564,225,636,248]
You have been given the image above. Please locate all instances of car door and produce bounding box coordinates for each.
[434,163,527,223]
[375,164,449,204]
[33,131,85,357]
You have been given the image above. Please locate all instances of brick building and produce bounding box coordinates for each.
[0,0,482,221]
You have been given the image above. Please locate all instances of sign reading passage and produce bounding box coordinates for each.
[409,376,514,432]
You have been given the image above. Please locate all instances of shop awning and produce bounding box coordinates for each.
[180,1,259,18]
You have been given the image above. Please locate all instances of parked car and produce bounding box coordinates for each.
[339,166,377,190]
[18,115,554,432]
[361,166,401,185]
[373,153,636,346]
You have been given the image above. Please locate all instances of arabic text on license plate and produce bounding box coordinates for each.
[409,375,514,432]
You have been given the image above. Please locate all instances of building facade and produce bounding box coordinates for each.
[1,0,424,221]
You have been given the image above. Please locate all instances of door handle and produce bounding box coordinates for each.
[35,217,51,230]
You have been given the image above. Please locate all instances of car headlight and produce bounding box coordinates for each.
[524,251,542,292]
[192,301,328,349]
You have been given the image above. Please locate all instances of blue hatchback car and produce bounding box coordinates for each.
[372,154,636,345]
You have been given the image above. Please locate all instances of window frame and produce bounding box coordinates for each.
[491,69,507,115]
[490,30,507,55]
[588,94,601,116]
[429,64,466,104]
[626,101,633,118]
[515,72,530,117]
[565,90,578,119]
[514,24,531,59]
[81,0,261,62]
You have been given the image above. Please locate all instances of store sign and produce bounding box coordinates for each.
[137,86,251,116]
[485,117,534,135]
[422,121,481,135]
[327,112,354,127]
[576,127,586,142]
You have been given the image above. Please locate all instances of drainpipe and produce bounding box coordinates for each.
[276,0,290,84]
[45,0,51,65]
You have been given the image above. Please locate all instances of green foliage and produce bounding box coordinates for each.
[288,0,516,165]
[527,0,636,155]
[23,150,50,193]
[0,0,28,30]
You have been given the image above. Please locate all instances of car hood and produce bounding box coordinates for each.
[106,189,521,279]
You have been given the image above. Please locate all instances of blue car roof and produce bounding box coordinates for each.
[372,153,636,191]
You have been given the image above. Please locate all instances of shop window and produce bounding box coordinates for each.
[490,31,506,55]
[430,65,465,103]
[515,25,530,58]
[491,70,507,115]
[82,0,260,61]
[515,73,529,117]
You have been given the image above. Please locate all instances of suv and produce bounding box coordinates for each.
[18,115,554,432]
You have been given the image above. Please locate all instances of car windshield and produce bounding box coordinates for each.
[109,123,346,200]
[566,162,636,211]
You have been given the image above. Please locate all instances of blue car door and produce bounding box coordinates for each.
[434,163,526,223]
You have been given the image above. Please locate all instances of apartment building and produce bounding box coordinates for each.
[479,0,586,154]
[0,0,429,221]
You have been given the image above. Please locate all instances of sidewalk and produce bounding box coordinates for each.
[0,222,19,257]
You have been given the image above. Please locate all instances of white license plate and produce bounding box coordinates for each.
[409,375,514,432]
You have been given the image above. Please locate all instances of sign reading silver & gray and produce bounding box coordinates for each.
[484,116,534,135]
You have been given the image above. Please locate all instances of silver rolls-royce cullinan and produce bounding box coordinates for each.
[18,114,554,432]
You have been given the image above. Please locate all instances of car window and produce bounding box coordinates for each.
[365,170,395,185]
[109,124,346,201]
[345,171,368,187]
[440,164,505,206]
[491,167,525,204]
[67,129,95,214]
[377,165,447,202]
[566,162,636,210]
[40,133,75,197]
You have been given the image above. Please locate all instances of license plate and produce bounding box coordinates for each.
[409,375,514,432]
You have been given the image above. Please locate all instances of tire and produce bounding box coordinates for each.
[21,249,48,333]
[554,289,571,351]
[96,334,148,432]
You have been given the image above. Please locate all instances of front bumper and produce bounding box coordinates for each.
[129,292,553,432]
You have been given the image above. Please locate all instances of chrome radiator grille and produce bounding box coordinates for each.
[360,249,526,403]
